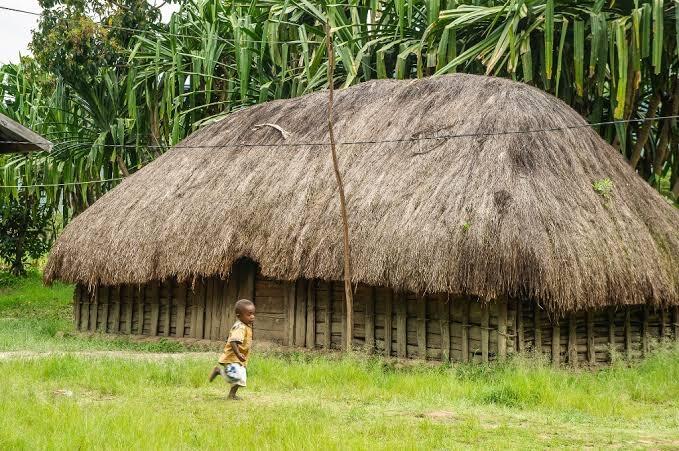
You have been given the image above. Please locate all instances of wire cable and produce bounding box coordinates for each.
[0,177,124,189]
[2,114,677,189]
[0,115,677,149]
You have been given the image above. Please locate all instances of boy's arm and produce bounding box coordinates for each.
[230,341,246,362]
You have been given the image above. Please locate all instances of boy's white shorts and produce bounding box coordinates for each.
[222,362,247,387]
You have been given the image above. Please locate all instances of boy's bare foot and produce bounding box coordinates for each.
[228,385,241,400]
[208,366,221,382]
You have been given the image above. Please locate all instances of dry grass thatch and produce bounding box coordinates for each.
[44,74,679,313]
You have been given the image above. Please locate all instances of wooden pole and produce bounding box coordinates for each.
[417,295,427,359]
[607,307,615,357]
[150,282,160,337]
[534,304,542,354]
[568,312,577,366]
[285,281,296,346]
[325,24,354,351]
[306,280,317,349]
[175,281,187,338]
[624,308,632,359]
[365,287,375,351]
[515,299,524,353]
[461,298,470,362]
[73,285,82,331]
[125,285,133,335]
[295,280,307,347]
[137,285,145,335]
[384,289,393,357]
[498,298,507,359]
[641,306,649,357]
[661,309,669,340]
[552,321,561,367]
[324,282,333,349]
[396,292,407,358]
[101,285,111,333]
[440,296,450,362]
[481,304,489,363]
[586,310,595,365]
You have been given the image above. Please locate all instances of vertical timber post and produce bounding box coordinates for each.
[607,307,615,359]
[137,285,145,335]
[73,285,82,331]
[150,281,160,336]
[112,286,122,333]
[461,298,470,362]
[87,287,96,330]
[552,320,561,367]
[625,308,632,359]
[481,303,489,363]
[568,312,577,366]
[204,279,214,340]
[294,280,307,347]
[440,296,450,362]
[534,305,542,354]
[195,280,206,339]
[586,310,595,365]
[223,275,239,337]
[384,289,393,357]
[324,282,333,349]
[101,286,111,333]
[498,298,508,359]
[396,292,407,358]
[365,287,375,351]
[125,285,133,335]
[341,283,347,349]
[659,309,666,340]
[515,299,524,353]
[641,306,649,357]
[417,295,427,359]
[164,281,172,338]
[306,280,317,349]
[325,24,354,351]
[208,279,222,341]
[175,281,187,338]
[285,281,296,347]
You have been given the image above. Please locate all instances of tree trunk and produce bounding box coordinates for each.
[671,132,679,197]
[116,154,131,177]
[653,81,679,176]
[11,191,30,276]
[629,92,661,169]
[325,24,354,351]
[10,239,26,276]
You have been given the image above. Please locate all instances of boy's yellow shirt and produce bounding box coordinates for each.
[218,320,253,367]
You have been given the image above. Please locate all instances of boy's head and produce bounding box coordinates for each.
[235,299,255,325]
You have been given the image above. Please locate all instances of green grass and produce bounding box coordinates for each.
[1,271,679,449]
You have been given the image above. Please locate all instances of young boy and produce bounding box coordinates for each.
[209,299,255,400]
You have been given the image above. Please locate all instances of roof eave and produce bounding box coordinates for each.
[0,113,52,154]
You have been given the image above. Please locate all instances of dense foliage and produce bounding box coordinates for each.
[0,192,53,275]
[0,0,677,254]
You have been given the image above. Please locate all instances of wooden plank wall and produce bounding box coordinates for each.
[73,264,678,365]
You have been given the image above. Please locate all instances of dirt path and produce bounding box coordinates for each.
[0,350,214,361]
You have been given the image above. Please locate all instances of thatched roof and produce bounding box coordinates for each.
[45,74,679,313]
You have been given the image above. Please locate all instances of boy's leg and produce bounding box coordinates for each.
[208,366,221,382]
[228,385,241,400]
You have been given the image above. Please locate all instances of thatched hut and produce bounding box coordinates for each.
[45,74,679,365]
